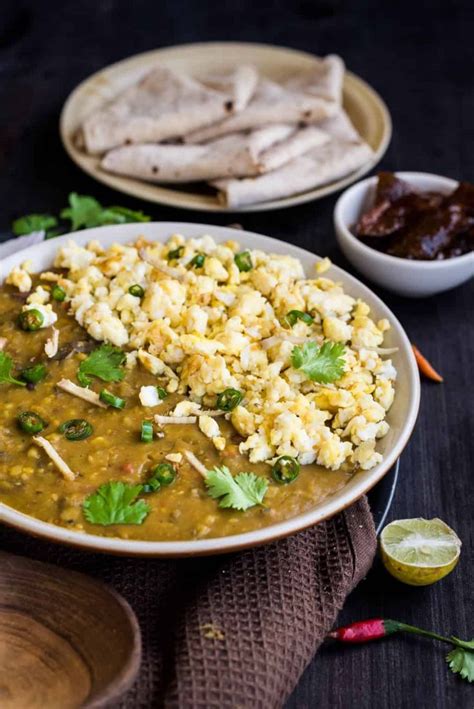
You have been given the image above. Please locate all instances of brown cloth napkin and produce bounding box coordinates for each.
[0,496,376,708]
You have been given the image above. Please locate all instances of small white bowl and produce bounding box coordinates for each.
[334,172,474,297]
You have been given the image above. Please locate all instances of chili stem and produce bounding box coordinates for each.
[386,620,464,648]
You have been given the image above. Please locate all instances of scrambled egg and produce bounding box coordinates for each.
[6,261,34,293]
[19,234,397,472]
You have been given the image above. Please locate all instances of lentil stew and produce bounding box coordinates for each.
[0,233,397,541]
[0,283,352,541]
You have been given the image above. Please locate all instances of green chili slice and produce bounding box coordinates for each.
[189,253,205,268]
[21,363,47,384]
[157,386,167,400]
[18,411,47,435]
[99,389,126,409]
[154,463,176,486]
[167,246,184,261]
[51,285,66,302]
[217,388,243,412]
[59,419,93,441]
[142,478,160,494]
[272,456,300,484]
[141,420,154,442]
[142,463,176,493]
[18,309,44,331]
[234,250,253,272]
[128,284,144,298]
[285,310,314,327]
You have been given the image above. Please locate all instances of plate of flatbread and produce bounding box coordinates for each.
[60,42,391,212]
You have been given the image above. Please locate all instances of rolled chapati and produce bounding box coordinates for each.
[101,124,330,183]
[185,56,343,144]
[211,139,374,208]
[81,64,258,155]
[257,125,329,172]
[285,54,344,104]
[202,65,258,113]
[316,110,362,142]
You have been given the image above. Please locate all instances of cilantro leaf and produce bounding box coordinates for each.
[0,352,27,387]
[83,481,150,526]
[77,344,126,387]
[205,466,268,511]
[12,195,151,240]
[60,193,151,230]
[12,214,58,237]
[446,644,474,682]
[60,193,105,230]
[104,206,151,223]
[44,227,64,240]
[291,341,345,383]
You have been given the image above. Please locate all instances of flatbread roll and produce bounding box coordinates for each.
[285,54,344,103]
[257,125,329,172]
[81,64,258,155]
[202,65,258,112]
[211,139,374,208]
[185,56,343,144]
[316,110,362,142]
[101,124,329,183]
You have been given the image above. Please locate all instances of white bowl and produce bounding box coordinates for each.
[334,172,474,297]
[0,222,420,557]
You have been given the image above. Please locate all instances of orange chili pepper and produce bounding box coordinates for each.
[412,345,443,382]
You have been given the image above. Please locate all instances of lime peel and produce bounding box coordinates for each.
[380,517,461,585]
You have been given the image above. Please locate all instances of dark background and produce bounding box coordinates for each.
[0,1,473,707]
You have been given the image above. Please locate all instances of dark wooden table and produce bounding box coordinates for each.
[0,1,472,707]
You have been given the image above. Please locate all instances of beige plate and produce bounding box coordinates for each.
[60,42,392,213]
[0,223,418,557]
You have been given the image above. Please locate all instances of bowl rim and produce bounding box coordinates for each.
[334,171,474,269]
[0,222,420,557]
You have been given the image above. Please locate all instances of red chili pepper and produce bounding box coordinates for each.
[328,618,400,643]
[412,345,443,382]
[328,619,474,684]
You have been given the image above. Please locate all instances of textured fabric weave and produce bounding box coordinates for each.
[0,497,376,708]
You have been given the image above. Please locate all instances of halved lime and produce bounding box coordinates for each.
[380,518,461,586]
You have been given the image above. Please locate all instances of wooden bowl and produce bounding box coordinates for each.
[0,552,141,708]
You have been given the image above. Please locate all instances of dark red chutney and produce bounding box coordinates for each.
[355,172,474,260]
